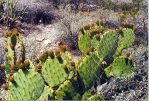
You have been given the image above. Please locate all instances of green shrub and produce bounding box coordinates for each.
[0,0,27,27]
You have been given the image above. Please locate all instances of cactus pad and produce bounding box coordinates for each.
[77,53,101,90]
[42,55,69,87]
[82,89,95,100]
[82,89,103,100]
[55,80,81,100]
[88,94,104,100]
[78,24,104,54]
[4,28,25,75]
[104,56,134,79]
[115,28,135,56]
[96,30,118,60]
[37,86,54,100]
[7,69,44,100]
[78,31,92,54]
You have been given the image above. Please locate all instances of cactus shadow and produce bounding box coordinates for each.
[76,72,85,95]
[57,57,63,64]
[12,81,19,87]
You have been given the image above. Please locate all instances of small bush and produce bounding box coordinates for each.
[0,0,27,28]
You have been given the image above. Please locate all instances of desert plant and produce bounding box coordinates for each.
[41,51,71,87]
[0,0,27,27]
[6,69,45,100]
[78,20,135,81]
[82,89,104,100]
[77,53,101,90]
[104,56,134,79]
[3,28,25,75]
[55,80,81,100]
[114,28,135,56]
[1,20,136,100]
[78,20,118,61]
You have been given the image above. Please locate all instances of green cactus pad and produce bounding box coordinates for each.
[42,56,68,87]
[37,86,54,100]
[88,94,104,101]
[78,31,92,54]
[5,37,15,64]
[96,30,118,60]
[104,56,134,80]
[77,53,101,90]
[4,29,25,75]
[7,69,44,100]
[82,89,95,100]
[82,89,104,100]
[55,80,81,100]
[61,52,73,71]
[115,28,135,56]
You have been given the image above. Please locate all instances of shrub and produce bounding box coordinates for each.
[0,0,27,28]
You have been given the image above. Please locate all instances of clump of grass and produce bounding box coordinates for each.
[0,0,27,28]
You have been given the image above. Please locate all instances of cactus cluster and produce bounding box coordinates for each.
[1,20,136,100]
[78,20,135,80]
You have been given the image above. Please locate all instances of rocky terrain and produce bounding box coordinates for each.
[0,0,148,100]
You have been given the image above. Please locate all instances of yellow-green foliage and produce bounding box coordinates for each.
[2,20,136,100]
[37,86,54,100]
[55,80,81,100]
[82,89,95,100]
[7,69,44,100]
[0,0,27,26]
[78,23,104,55]
[4,28,25,75]
[42,58,68,87]
[78,31,92,54]
[77,53,101,90]
[115,28,135,56]
[82,89,104,101]
[105,56,134,80]
[96,29,118,60]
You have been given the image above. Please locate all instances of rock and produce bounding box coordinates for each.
[111,0,133,4]
[0,37,5,64]
[0,69,6,86]
[0,88,7,100]
[115,90,145,101]
[79,3,97,12]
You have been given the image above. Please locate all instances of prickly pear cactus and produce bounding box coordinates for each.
[78,31,92,54]
[82,89,103,100]
[95,30,118,60]
[6,69,44,100]
[4,29,17,65]
[37,86,54,100]
[104,56,134,80]
[41,51,72,88]
[55,80,81,100]
[4,28,25,75]
[88,94,104,101]
[115,28,135,56]
[77,53,101,90]
[78,24,104,54]
[1,20,137,101]
[82,89,95,100]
